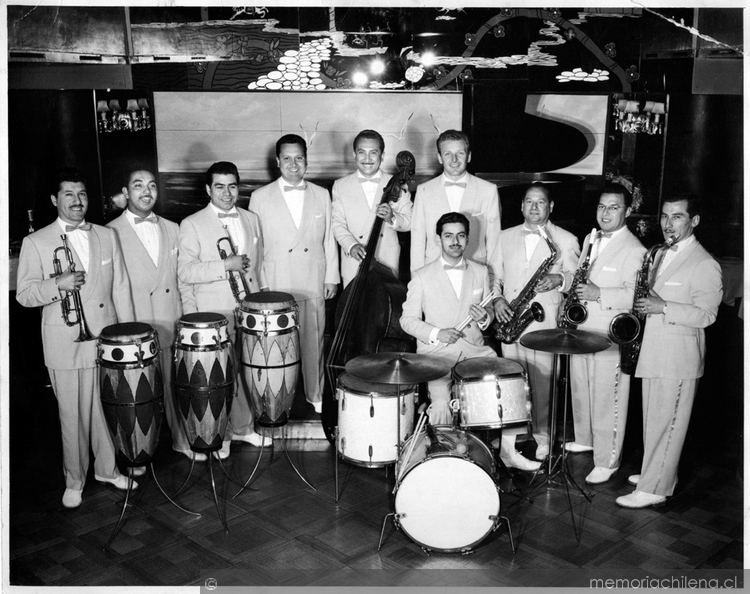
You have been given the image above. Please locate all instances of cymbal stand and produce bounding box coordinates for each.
[526,353,591,541]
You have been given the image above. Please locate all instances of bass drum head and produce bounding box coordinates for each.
[394,456,499,552]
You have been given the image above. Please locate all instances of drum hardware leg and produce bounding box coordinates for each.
[377,512,395,551]
[208,456,230,533]
[102,469,136,551]
[280,424,317,492]
[232,442,265,499]
[150,464,201,517]
[420,547,431,556]
[492,514,516,554]
[169,456,197,498]
[334,426,340,503]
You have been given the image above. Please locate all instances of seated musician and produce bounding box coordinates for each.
[401,212,540,471]
[331,129,412,288]
[16,167,136,508]
[177,161,271,459]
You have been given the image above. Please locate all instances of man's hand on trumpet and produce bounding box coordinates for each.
[223,253,249,272]
[55,270,86,292]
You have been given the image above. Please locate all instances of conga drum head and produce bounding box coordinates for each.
[242,291,296,311]
[179,312,228,327]
[452,357,524,379]
[100,322,155,342]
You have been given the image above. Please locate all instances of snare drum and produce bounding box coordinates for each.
[336,372,416,467]
[173,313,234,452]
[238,291,301,427]
[98,322,163,464]
[394,426,500,553]
[452,357,531,429]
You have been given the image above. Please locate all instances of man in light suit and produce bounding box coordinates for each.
[495,182,580,460]
[565,184,646,484]
[16,167,137,508]
[249,134,340,413]
[401,212,540,471]
[108,167,200,462]
[616,195,722,508]
[332,129,412,288]
[410,129,502,291]
[178,161,271,459]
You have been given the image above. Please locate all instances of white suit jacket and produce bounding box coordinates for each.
[636,239,722,380]
[331,171,412,286]
[249,179,339,301]
[410,173,502,288]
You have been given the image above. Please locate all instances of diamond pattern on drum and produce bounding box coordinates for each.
[100,374,119,436]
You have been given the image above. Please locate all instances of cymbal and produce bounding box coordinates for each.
[345,352,450,384]
[520,328,611,355]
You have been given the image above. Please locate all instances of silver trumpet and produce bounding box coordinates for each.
[217,225,252,304]
[51,234,95,342]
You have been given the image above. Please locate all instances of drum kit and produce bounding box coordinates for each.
[335,352,527,555]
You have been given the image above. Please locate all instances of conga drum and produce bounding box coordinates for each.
[98,322,163,465]
[173,313,234,453]
[237,291,300,427]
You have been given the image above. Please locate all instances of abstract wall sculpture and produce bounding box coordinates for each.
[7,5,645,93]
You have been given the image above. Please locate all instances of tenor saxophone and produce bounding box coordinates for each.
[557,227,597,329]
[494,226,558,344]
[609,236,675,374]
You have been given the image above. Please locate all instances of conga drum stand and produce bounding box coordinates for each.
[518,328,611,542]
[97,322,200,550]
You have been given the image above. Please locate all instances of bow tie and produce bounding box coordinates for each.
[134,216,157,224]
[359,177,380,184]
[218,212,239,219]
[444,262,467,271]
[522,227,544,236]
[597,231,613,239]
[65,223,91,232]
[444,181,467,189]
[284,183,307,192]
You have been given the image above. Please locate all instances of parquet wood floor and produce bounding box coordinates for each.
[7,303,744,588]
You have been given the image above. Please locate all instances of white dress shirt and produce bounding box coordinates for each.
[57,218,89,272]
[590,225,626,263]
[657,235,695,277]
[278,177,305,229]
[125,209,160,266]
[210,203,245,254]
[357,170,381,210]
[442,173,468,213]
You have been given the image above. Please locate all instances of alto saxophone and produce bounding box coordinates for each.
[494,226,558,344]
[558,227,597,329]
[609,236,676,374]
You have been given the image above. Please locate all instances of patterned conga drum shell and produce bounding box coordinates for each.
[174,313,234,452]
[238,292,300,427]
[98,322,164,464]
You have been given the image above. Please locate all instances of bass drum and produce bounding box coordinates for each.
[394,426,500,553]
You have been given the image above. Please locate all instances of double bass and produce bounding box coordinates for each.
[322,151,417,443]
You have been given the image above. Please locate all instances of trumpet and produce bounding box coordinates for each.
[217,225,252,304]
[51,234,95,342]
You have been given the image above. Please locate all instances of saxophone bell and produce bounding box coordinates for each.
[561,302,589,327]
[608,312,640,345]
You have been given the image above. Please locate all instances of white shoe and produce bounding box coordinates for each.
[95,474,139,490]
[62,488,82,509]
[615,490,667,509]
[129,465,147,477]
[311,401,322,414]
[564,442,593,453]
[585,466,619,485]
[232,432,273,447]
[628,474,640,486]
[173,448,208,463]
[535,445,549,461]
[212,441,231,460]
[500,450,542,472]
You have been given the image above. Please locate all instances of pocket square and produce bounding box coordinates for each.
[253,237,258,244]
[664,281,682,286]
[472,212,484,217]
[602,266,617,272]
[315,214,323,218]
[473,288,483,295]
[101,258,112,265]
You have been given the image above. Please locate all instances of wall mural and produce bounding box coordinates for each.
[122,7,643,92]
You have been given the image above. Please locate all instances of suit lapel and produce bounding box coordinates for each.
[653,239,699,291]
[459,174,477,214]
[152,216,169,288]
[455,263,474,326]
[291,185,314,248]
[81,227,102,302]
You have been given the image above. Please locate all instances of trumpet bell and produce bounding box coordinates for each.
[608,313,640,345]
